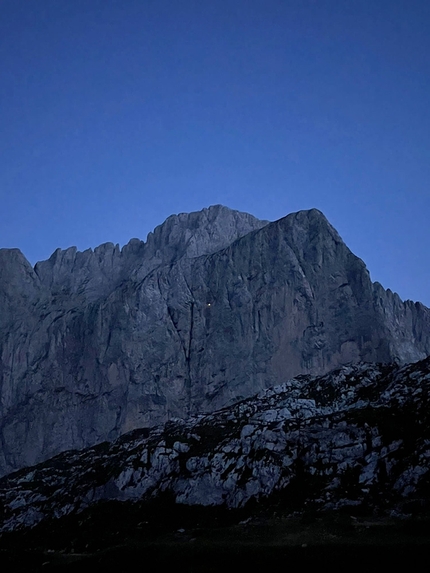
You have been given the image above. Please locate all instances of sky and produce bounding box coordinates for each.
[1,0,429,305]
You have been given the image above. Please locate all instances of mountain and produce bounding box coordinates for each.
[0,205,429,477]
[1,357,430,533]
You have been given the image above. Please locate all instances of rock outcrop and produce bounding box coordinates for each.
[1,357,429,532]
[0,205,429,477]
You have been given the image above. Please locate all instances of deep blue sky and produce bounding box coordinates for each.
[1,0,429,305]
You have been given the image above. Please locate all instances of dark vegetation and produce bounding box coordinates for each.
[1,495,429,572]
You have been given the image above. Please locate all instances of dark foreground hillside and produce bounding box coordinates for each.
[1,500,430,572]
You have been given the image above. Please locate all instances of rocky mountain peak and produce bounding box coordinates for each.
[0,248,42,330]
[143,203,269,263]
[0,248,40,292]
[0,205,429,478]
[32,205,268,303]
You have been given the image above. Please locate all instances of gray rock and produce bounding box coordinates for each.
[33,204,268,302]
[0,205,429,477]
[1,357,429,532]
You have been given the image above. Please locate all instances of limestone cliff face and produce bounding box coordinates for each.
[0,205,429,477]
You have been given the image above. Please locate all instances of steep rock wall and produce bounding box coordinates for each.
[0,206,429,476]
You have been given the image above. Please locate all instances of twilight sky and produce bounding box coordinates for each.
[1,0,429,305]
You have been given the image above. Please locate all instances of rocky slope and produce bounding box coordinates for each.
[1,357,429,533]
[0,205,429,477]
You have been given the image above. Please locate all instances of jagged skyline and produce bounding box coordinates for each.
[1,1,429,305]
[1,206,429,477]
